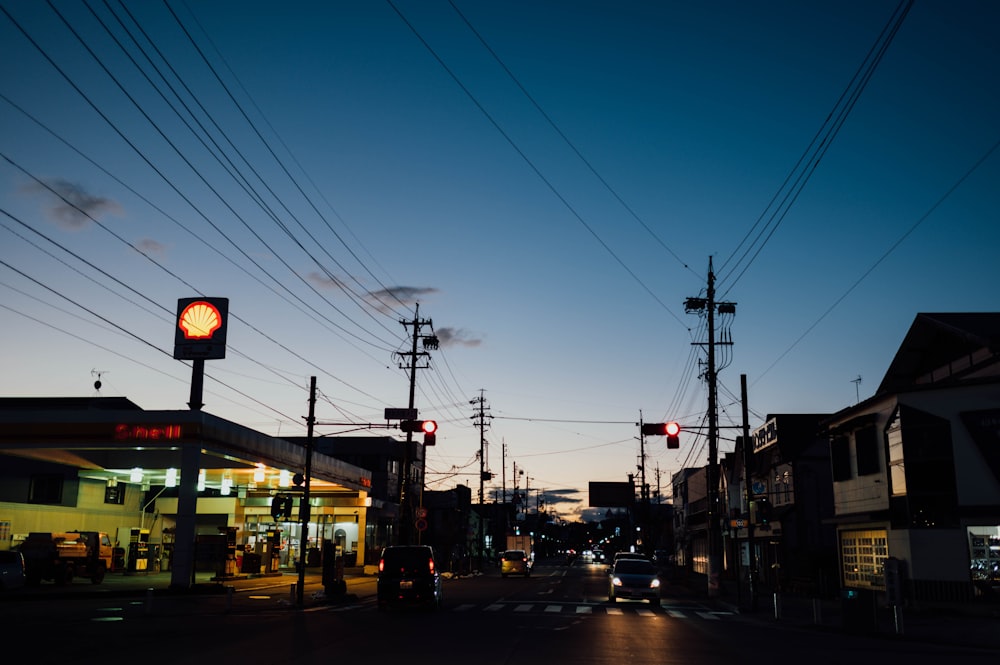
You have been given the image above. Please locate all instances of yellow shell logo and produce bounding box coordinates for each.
[179,301,222,339]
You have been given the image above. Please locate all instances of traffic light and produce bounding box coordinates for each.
[756,497,772,525]
[270,495,293,521]
[401,419,437,445]
[641,421,681,448]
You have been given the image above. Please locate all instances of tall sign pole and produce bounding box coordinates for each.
[173,297,229,411]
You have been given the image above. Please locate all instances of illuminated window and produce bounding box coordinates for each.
[840,529,888,589]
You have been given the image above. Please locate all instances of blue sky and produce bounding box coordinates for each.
[2,1,998,521]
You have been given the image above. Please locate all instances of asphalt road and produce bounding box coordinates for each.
[3,559,997,663]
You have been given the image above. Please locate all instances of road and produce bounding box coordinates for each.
[3,558,994,663]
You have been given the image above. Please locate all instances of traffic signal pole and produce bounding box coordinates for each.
[397,304,437,546]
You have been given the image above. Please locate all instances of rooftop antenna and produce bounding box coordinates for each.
[92,369,107,393]
[852,375,862,404]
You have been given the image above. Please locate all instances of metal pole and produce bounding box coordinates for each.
[741,374,757,610]
[296,376,316,608]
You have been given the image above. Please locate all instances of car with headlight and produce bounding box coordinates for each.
[608,557,660,605]
[376,545,442,610]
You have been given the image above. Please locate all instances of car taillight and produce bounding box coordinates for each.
[378,559,385,573]
[428,558,435,573]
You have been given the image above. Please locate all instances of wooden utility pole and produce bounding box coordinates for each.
[471,390,492,569]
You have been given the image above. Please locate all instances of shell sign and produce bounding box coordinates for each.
[173,297,229,360]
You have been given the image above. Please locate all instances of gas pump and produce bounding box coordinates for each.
[267,528,282,573]
[117,527,150,574]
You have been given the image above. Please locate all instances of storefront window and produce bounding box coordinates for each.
[841,529,888,589]
[969,527,1000,588]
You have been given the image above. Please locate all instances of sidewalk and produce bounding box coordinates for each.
[0,566,363,607]
[675,574,1000,652]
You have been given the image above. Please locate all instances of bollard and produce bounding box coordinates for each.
[812,598,822,624]
[226,585,234,613]
[892,603,905,635]
[145,587,154,615]
[773,592,782,620]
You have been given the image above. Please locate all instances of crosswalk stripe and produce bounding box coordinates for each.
[434,602,731,620]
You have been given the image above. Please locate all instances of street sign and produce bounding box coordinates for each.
[415,507,428,519]
[384,408,417,420]
[415,518,428,532]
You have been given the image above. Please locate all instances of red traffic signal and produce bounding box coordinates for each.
[401,419,437,445]
[641,422,681,448]
[400,419,437,434]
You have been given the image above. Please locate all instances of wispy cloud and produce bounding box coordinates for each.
[23,179,123,230]
[364,286,438,313]
[435,326,482,348]
[307,272,347,290]
[134,238,168,257]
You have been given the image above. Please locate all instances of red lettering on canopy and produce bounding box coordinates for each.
[114,424,182,440]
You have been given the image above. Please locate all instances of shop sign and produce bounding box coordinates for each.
[114,424,183,441]
[752,418,778,453]
[173,297,229,360]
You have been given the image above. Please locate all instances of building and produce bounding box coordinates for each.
[820,313,1000,604]
[727,414,838,595]
[0,397,371,588]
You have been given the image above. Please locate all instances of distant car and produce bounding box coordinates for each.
[613,551,649,564]
[608,557,660,605]
[500,549,530,577]
[0,550,26,590]
[376,545,442,611]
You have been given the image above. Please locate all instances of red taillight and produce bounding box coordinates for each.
[378,559,385,573]
[428,558,435,574]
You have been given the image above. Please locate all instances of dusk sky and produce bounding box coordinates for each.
[2,1,998,521]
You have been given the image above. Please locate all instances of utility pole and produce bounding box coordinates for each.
[470,390,492,570]
[396,303,437,545]
[296,376,316,608]
[638,412,648,505]
[637,412,649,552]
[502,441,508,505]
[741,373,758,610]
[685,256,736,597]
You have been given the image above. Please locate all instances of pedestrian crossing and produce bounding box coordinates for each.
[444,601,734,620]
